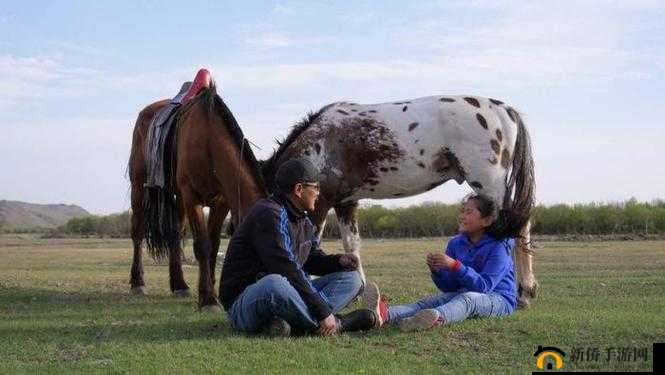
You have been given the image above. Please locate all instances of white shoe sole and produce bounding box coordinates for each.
[362,281,383,327]
[399,309,440,332]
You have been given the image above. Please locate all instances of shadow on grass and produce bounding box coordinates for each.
[0,286,390,345]
[0,286,235,342]
[0,286,182,309]
[0,287,422,350]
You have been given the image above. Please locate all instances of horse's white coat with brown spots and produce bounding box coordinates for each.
[278,94,536,307]
[310,95,519,205]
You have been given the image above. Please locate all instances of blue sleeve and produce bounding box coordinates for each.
[453,240,512,293]
[303,233,345,275]
[430,238,461,292]
[431,269,460,292]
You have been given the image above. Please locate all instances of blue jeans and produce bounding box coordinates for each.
[388,290,512,325]
[228,271,362,333]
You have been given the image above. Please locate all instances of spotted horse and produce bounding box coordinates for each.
[261,95,538,308]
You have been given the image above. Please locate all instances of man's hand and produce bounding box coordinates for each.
[317,314,337,336]
[339,253,359,270]
[426,252,456,272]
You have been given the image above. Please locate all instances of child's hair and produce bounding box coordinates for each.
[461,193,511,239]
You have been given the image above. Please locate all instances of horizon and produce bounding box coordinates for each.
[2,1,664,215]
[3,196,665,217]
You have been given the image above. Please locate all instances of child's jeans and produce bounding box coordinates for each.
[388,290,512,324]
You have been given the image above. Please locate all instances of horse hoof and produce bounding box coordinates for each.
[519,282,539,301]
[517,296,531,309]
[130,286,146,295]
[200,304,222,314]
[173,289,191,298]
[529,282,540,299]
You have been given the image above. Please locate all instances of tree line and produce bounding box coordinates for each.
[45,211,131,238]
[39,198,665,238]
[323,198,665,238]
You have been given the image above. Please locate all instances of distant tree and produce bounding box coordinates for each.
[49,199,665,239]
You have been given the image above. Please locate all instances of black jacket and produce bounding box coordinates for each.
[219,194,350,321]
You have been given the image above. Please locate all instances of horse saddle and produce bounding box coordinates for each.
[172,68,213,105]
[144,69,213,188]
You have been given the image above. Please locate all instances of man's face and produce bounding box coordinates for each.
[293,181,320,211]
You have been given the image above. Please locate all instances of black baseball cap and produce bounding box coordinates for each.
[275,157,320,192]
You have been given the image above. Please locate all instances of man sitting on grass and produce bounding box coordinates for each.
[219,158,378,336]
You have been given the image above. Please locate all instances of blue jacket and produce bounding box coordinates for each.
[219,194,350,320]
[431,233,518,311]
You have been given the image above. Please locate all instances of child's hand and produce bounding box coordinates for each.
[426,253,444,272]
[426,257,438,273]
[427,252,456,271]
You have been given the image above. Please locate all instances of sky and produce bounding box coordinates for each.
[1,1,664,214]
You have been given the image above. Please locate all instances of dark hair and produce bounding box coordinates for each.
[463,193,498,220]
[275,157,319,194]
[462,193,512,240]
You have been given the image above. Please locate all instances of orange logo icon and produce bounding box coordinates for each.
[534,346,566,370]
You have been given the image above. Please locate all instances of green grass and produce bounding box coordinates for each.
[1,235,663,373]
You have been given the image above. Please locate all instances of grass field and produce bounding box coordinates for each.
[1,235,663,373]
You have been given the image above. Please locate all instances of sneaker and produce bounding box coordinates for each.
[363,281,388,327]
[265,317,291,337]
[335,309,377,333]
[398,309,443,332]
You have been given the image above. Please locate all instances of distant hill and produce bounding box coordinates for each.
[0,200,90,231]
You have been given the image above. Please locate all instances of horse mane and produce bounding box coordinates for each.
[177,85,267,194]
[261,102,336,191]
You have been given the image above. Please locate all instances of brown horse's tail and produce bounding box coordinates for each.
[494,108,536,239]
[143,112,182,261]
[143,186,181,260]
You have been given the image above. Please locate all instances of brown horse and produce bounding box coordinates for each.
[128,85,265,311]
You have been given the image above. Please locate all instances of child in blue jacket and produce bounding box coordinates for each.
[364,193,518,331]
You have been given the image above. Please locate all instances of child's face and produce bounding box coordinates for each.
[458,199,491,235]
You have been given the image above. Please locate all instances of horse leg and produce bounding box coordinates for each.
[207,202,229,288]
[516,220,538,308]
[334,201,365,284]
[129,186,146,294]
[309,198,332,242]
[181,190,220,312]
[170,197,191,297]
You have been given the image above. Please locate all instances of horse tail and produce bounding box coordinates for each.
[495,108,536,239]
[143,186,181,260]
[143,108,182,261]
